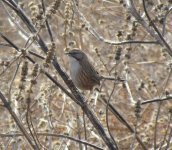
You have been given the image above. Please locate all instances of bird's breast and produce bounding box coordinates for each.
[68,56,100,90]
[68,57,81,80]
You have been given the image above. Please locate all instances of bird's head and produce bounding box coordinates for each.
[65,49,87,62]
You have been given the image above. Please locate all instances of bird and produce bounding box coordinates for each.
[66,48,124,90]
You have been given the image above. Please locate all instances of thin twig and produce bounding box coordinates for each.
[0,91,38,149]
[106,84,119,149]
[0,132,103,150]
[72,0,158,46]
[142,0,172,56]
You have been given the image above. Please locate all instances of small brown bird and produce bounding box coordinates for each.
[66,48,123,90]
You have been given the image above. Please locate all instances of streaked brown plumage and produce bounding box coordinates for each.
[66,49,101,90]
[66,49,124,90]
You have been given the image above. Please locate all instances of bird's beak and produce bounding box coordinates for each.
[65,51,69,55]
[65,51,71,56]
[65,51,74,57]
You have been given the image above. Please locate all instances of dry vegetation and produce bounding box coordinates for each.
[0,0,172,149]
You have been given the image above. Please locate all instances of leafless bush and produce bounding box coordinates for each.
[0,0,172,149]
